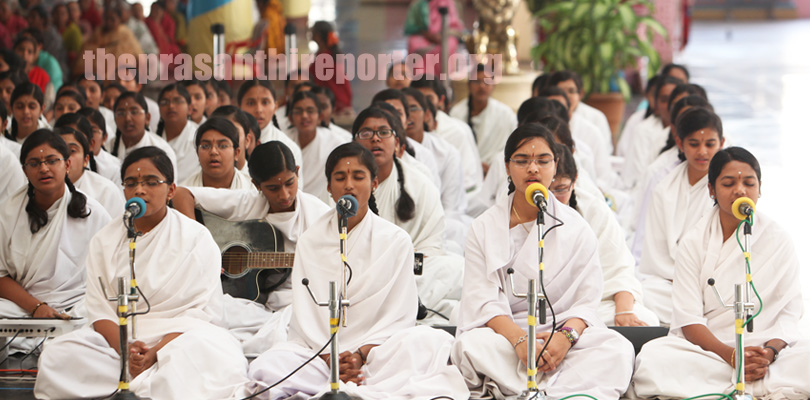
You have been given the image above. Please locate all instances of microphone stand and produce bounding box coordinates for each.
[100,277,142,400]
[708,215,756,400]
[505,202,549,400]
[303,280,351,400]
[338,214,349,327]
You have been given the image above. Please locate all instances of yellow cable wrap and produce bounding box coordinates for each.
[744,252,751,262]
[330,327,338,334]
[131,279,137,288]
[119,317,128,325]
[118,382,129,390]
[330,318,339,326]
[746,273,752,283]
[528,315,537,326]
[118,305,128,314]
[736,382,745,392]
[331,382,339,390]
[528,380,537,389]
[538,240,544,248]
[736,319,744,334]
[341,255,347,262]
[339,233,347,240]
[539,262,545,271]
[129,242,136,250]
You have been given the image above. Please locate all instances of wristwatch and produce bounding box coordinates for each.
[557,326,580,347]
[764,345,779,361]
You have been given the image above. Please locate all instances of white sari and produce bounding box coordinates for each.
[449,97,517,167]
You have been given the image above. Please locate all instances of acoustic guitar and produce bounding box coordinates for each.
[196,209,293,303]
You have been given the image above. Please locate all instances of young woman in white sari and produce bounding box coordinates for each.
[351,106,464,322]
[77,107,121,184]
[181,117,253,190]
[639,107,725,324]
[550,145,658,327]
[247,143,468,399]
[631,147,810,399]
[0,130,110,353]
[35,146,250,399]
[154,83,199,182]
[174,141,330,355]
[237,79,303,167]
[451,123,635,400]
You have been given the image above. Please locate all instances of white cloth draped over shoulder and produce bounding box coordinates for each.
[1,135,22,158]
[248,211,470,400]
[94,149,123,185]
[181,167,255,190]
[107,131,179,180]
[449,97,517,168]
[631,209,810,399]
[639,162,714,324]
[34,209,250,400]
[434,110,484,200]
[452,194,634,399]
[75,170,127,218]
[259,122,304,173]
[575,188,658,326]
[164,119,200,183]
[99,106,117,139]
[406,137,442,187]
[620,116,669,190]
[616,109,647,159]
[0,143,24,204]
[575,102,614,154]
[287,126,348,204]
[273,106,290,132]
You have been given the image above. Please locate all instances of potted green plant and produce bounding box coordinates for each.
[531,0,667,137]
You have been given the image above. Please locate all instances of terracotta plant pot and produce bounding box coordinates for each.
[584,92,626,149]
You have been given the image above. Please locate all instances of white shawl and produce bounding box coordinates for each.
[620,116,669,190]
[575,102,614,154]
[93,149,122,185]
[458,193,604,334]
[259,121,304,172]
[671,209,804,346]
[109,130,179,180]
[435,110,484,196]
[181,167,255,190]
[75,170,126,218]
[288,126,348,204]
[165,119,200,183]
[287,211,418,351]
[0,144,24,204]
[449,97,517,166]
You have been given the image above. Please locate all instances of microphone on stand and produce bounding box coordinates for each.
[336,195,359,218]
[525,183,549,210]
[124,197,147,220]
[732,197,755,221]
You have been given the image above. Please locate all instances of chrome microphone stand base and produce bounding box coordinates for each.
[318,392,353,400]
[517,389,547,400]
[110,390,145,400]
[733,394,755,400]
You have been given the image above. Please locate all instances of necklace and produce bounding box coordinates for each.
[512,205,531,234]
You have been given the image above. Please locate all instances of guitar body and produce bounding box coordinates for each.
[196,209,292,303]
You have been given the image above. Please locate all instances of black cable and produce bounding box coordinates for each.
[0,330,21,353]
[344,262,353,286]
[19,336,47,371]
[241,297,344,400]
[425,307,450,320]
[126,284,152,317]
[535,208,562,369]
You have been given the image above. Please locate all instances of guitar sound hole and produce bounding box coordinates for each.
[223,246,249,276]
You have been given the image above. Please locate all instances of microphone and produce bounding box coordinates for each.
[336,195,359,218]
[731,197,755,221]
[124,197,146,220]
[524,183,549,209]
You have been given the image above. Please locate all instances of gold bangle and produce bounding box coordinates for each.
[730,348,736,365]
[31,302,47,315]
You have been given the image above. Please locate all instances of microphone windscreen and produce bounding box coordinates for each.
[126,197,147,219]
[524,182,549,208]
[338,194,359,217]
[731,197,755,221]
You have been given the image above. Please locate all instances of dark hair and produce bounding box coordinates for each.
[662,96,713,157]
[372,101,414,157]
[536,86,571,110]
[0,49,24,71]
[179,79,207,99]
[236,79,280,129]
[548,70,583,92]
[401,87,430,131]
[517,97,569,126]
[465,64,488,142]
[554,144,578,209]
[0,100,6,122]
[324,142,379,215]
[111,91,149,157]
[644,75,661,118]
[120,146,175,184]
[674,107,723,141]
[661,63,690,81]
[29,5,48,21]
[103,81,126,95]
[370,89,410,119]
[156,83,191,137]
[211,105,251,140]
[8,82,45,139]
[410,74,449,110]
[538,115,574,153]
[77,107,108,139]
[244,112,261,148]
[708,147,761,189]
[13,35,39,54]
[503,123,559,194]
[292,81,317,95]
[55,125,91,163]
[288,91,322,127]
[667,83,708,109]
[312,20,340,63]
[284,69,310,89]
[0,69,28,91]
[54,89,87,110]
[194,116,240,149]
[53,112,96,171]
[20,129,90,233]
[248,141,297,183]
[215,79,232,99]
[654,76,685,106]
[76,75,103,93]
[532,74,550,96]
[309,85,335,127]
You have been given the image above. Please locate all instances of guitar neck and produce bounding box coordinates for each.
[233,252,295,269]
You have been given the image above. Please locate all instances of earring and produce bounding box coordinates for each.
[507,176,512,184]
[710,195,715,199]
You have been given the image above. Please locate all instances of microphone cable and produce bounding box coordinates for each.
[240,298,344,400]
[534,208,564,369]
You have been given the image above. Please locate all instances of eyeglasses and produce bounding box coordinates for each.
[158,98,188,107]
[356,128,395,140]
[115,109,145,118]
[122,178,169,189]
[198,142,233,151]
[510,157,554,169]
[550,184,572,194]
[408,105,423,113]
[291,107,318,116]
[23,158,64,169]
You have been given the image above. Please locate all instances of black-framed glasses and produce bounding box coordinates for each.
[158,98,188,107]
[122,178,169,189]
[198,142,233,151]
[550,184,572,194]
[23,158,64,169]
[509,157,554,169]
[356,128,395,140]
